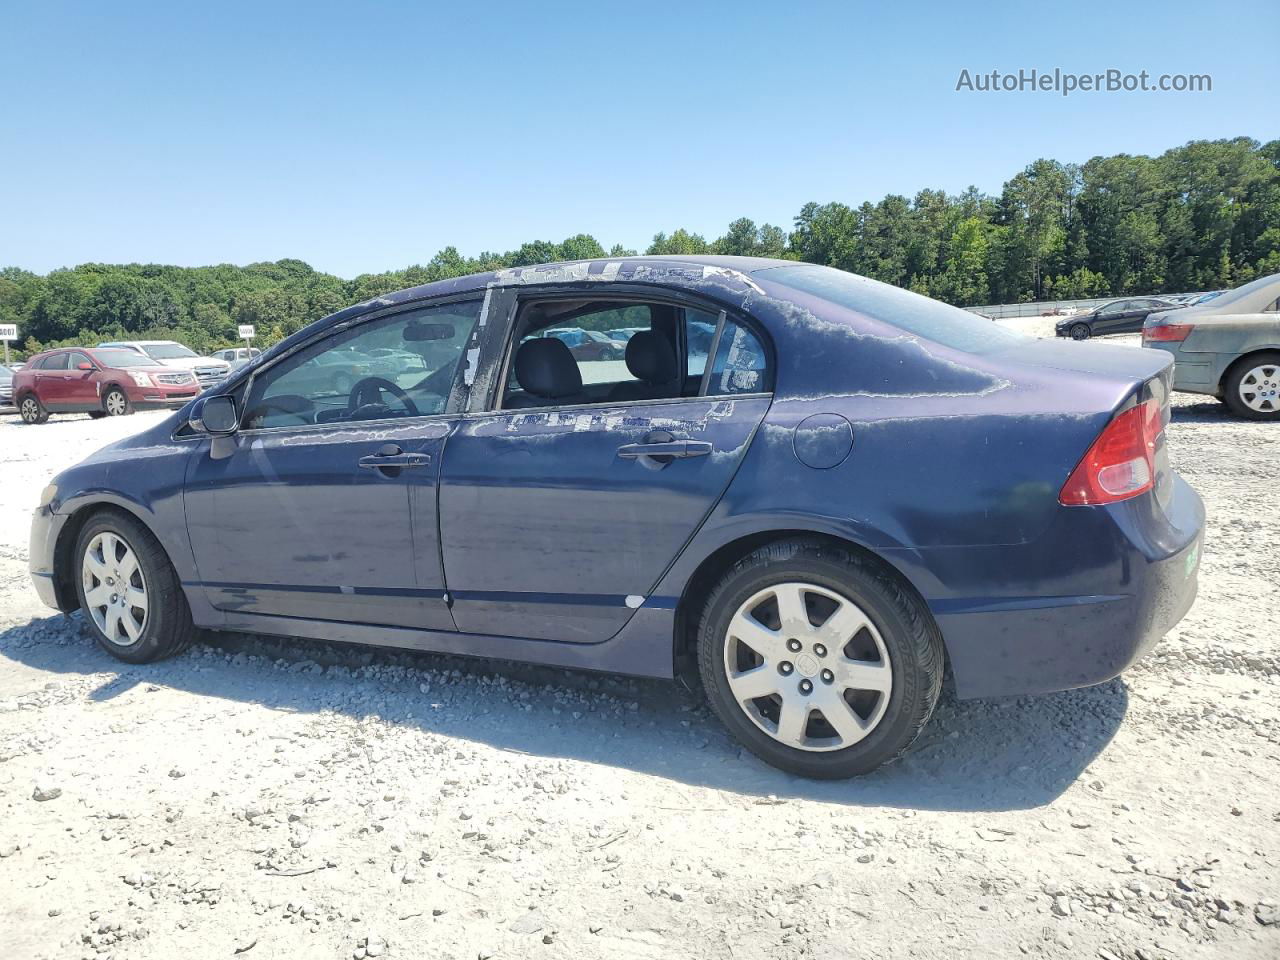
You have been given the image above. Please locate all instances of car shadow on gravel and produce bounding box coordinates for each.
[0,614,1127,813]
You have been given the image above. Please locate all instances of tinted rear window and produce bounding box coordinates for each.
[755,264,1026,353]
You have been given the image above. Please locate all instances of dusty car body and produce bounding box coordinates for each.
[1143,272,1280,419]
[30,257,1204,777]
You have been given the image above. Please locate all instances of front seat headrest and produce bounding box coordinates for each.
[514,337,583,399]
[624,330,679,385]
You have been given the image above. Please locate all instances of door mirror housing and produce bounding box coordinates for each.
[190,395,239,436]
[77,362,94,371]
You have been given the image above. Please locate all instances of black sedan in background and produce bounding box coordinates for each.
[1056,297,1185,339]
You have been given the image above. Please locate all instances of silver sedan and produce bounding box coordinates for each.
[1143,272,1280,419]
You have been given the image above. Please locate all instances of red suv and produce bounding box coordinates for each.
[12,347,200,424]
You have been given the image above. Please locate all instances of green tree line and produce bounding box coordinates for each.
[3,137,1277,360]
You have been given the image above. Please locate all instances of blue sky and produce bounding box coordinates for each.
[2,0,1275,277]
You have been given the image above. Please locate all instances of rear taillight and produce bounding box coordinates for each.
[1059,400,1162,506]
[1143,323,1193,343]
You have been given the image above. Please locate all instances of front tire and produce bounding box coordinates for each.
[19,394,49,424]
[697,539,943,779]
[102,387,130,417]
[1069,323,1091,340]
[74,510,196,663]
[1223,352,1280,421]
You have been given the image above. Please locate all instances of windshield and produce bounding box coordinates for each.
[92,348,162,368]
[143,343,198,360]
[755,264,1026,353]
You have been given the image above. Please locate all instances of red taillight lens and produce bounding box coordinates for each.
[1143,323,1193,343]
[1059,400,1162,506]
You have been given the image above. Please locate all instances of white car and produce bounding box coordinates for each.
[211,347,263,370]
[97,340,231,389]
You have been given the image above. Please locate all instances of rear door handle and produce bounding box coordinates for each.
[617,440,712,460]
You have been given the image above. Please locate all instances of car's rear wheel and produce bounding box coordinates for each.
[697,539,943,779]
[1069,323,1091,340]
[19,394,49,424]
[103,387,130,417]
[74,510,196,663]
[1223,352,1280,421]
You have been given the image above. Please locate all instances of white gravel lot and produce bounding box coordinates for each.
[0,332,1277,960]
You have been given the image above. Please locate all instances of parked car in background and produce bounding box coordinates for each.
[212,347,262,369]
[11,347,199,424]
[97,340,231,389]
[1056,297,1186,339]
[1190,290,1226,306]
[542,327,626,360]
[1143,272,1280,420]
[606,327,646,343]
[0,364,14,407]
[30,256,1203,779]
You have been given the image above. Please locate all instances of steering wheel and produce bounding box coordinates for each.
[348,376,419,418]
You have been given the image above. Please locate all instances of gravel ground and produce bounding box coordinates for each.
[1,333,1277,960]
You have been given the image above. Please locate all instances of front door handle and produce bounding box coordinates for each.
[358,444,430,475]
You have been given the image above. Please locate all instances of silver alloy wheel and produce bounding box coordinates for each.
[21,397,40,422]
[81,531,148,646]
[104,389,128,416]
[1238,363,1280,413]
[723,582,892,752]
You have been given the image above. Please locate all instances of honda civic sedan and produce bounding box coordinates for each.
[29,257,1204,778]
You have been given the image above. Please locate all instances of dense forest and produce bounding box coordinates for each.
[3,137,1277,359]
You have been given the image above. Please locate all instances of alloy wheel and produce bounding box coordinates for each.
[1238,363,1279,413]
[21,397,40,422]
[722,582,892,752]
[81,531,148,645]
[105,390,128,416]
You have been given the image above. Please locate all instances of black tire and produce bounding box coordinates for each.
[102,386,131,417]
[19,393,49,424]
[73,509,197,664]
[1222,351,1280,421]
[1069,323,1091,340]
[697,539,943,779]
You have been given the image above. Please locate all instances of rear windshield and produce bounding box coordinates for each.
[754,264,1026,353]
[93,348,162,367]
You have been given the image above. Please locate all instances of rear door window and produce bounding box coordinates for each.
[41,353,69,370]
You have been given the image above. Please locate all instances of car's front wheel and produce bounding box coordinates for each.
[103,387,130,417]
[74,510,196,663]
[19,394,49,424]
[1069,323,1091,340]
[1223,352,1280,421]
[697,539,943,779]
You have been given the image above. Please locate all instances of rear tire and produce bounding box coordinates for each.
[19,394,49,424]
[1223,352,1280,421]
[74,510,196,664]
[103,387,130,417]
[696,539,943,779]
[1069,323,1091,340]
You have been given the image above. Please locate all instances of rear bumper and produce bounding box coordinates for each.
[931,475,1204,700]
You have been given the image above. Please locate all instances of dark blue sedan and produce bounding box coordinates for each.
[29,257,1204,778]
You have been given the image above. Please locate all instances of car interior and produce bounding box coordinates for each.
[501,299,766,410]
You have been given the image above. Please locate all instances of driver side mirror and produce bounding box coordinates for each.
[77,361,94,371]
[190,395,239,436]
